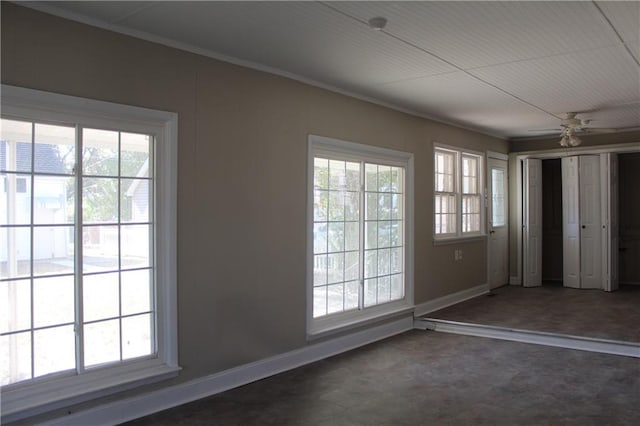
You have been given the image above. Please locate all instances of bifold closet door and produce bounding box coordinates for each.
[562,155,603,289]
[523,158,542,287]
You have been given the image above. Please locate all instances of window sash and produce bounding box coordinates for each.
[1,119,157,387]
[434,146,484,238]
[312,157,405,319]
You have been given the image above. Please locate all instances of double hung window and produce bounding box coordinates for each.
[308,136,413,335]
[1,85,178,421]
[434,146,484,240]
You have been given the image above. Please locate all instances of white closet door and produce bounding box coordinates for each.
[562,157,581,288]
[602,153,619,292]
[579,155,602,289]
[523,158,542,287]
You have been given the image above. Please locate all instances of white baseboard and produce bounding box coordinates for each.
[416,318,640,358]
[413,283,489,318]
[40,316,414,426]
[509,276,521,285]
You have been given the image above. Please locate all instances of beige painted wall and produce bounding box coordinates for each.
[1,3,508,416]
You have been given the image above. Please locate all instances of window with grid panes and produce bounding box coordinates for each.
[434,145,484,240]
[0,85,178,421]
[309,135,413,335]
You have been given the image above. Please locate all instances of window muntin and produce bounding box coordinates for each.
[1,118,155,386]
[309,136,412,335]
[434,146,484,239]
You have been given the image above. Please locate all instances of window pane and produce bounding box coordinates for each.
[377,248,390,276]
[1,119,32,173]
[83,225,119,273]
[366,193,377,221]
[83,177,119,223]
[122,314,153,360]
[2,173,32,225]
[84,319,120,368]
[328,222,344,253]
[34,123,75,175]
[492,168,506,227]
[314,189,328,221]
[1,279,31,333]
[379,193,391,220]
[344,280,359,310]
[84,272,119,322]
[1,331,32,385]
[33,276,74,328]
[327,252,344,284]
[121,269,151,316]
[390,274,404,300]
[345,162,360,191]
[313,222,327,254]
[313,286,327,318]
[34,325,75,378]
[121,224,150,269]
[121,178,149,223]
[378,166,391,192]
[364,278,377,307]
[344,221,359,252]
[120,132,150,178]
[344,191,359,221]
[313,254,327,286]
[1,226,30,279]
[328,191,344,221]
[314,158,329,189]
[34,176,74,224]
[365,221,377,249]
[378,275,391,304]
[344,251,359,282]
[32,226,74,276]
[329,160,345,190]
[391,247,403,274]
[327,283,344,314]
[365,250,377,279]
[83,128,118,176]
[365,164,377,192]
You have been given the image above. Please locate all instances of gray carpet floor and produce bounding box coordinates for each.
[427,283,640,343]
[125,330,640,425]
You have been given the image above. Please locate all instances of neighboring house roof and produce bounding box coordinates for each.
[0,141,66,174]
[125,158,150,197]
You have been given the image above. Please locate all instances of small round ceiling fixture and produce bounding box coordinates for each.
[368,17,387,31]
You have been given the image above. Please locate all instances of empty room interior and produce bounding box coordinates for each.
[1,1,639,425]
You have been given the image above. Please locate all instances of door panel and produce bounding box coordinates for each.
[580,156,602,289]
[488,157,508,289]
[562,157,581,288]
[523,159,542,287]
[602,153,619,292]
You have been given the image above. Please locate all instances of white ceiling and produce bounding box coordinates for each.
[21,1,640,140]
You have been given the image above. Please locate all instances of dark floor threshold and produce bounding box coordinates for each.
[414,318,640,358]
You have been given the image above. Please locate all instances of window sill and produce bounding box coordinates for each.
[433,234,487,246]
[307,301,414,341]
[1,359,181,423]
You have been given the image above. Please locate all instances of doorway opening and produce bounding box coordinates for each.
[541,159,562,285]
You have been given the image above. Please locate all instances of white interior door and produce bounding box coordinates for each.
[579,155,602,289]
[488,157,509,289]
[523,158,542,287]
[562,156,581,288]
[601,153,619,292]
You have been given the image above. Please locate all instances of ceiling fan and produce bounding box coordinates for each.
[531,112,617,147]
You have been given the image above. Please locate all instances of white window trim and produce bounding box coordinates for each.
[0,85,180,423]
[433,144,486,243]
[307,135,414,338]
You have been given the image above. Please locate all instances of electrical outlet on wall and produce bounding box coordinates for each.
[454,249,464,261]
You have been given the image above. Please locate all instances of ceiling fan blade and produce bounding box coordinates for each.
[580,127,618,133]
[527,128,561,132]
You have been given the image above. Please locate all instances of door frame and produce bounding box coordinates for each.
[486,151,509,289]
[511,142,640,287]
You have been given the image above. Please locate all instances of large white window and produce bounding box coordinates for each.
[0,85,178,422]
[434,146,484,240]
[308,135,413,336]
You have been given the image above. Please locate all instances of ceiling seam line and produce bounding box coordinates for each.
[591,1,640,67]
[379,30,561,120]
[465,43,626,72]
[317,1,560,120]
